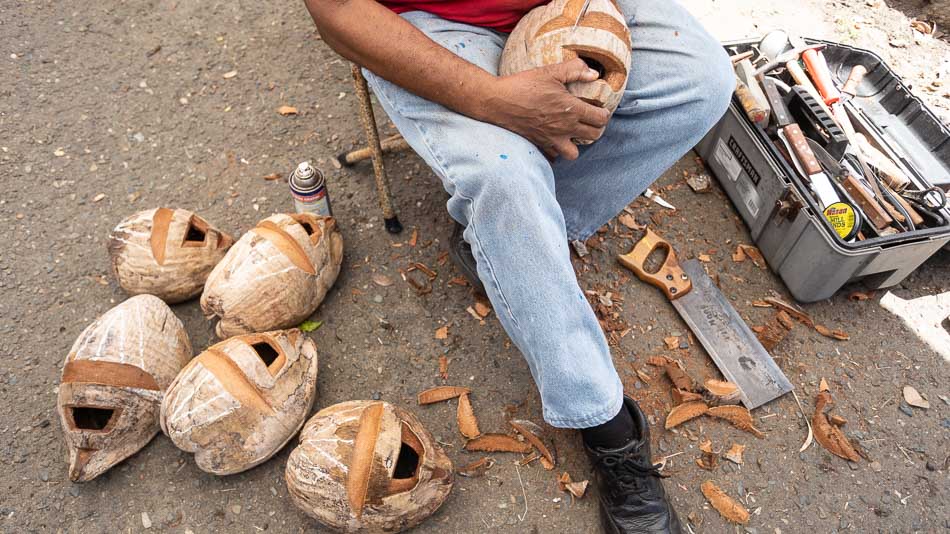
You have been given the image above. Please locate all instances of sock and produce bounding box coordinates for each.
[581,402,637,449]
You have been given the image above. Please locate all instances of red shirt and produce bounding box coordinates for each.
[380,0,547,33]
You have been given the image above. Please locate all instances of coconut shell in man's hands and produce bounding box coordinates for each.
[161,329,318,475]
[108,207,234,303]
[200,213,343,338]
[58,294,192,482]
[500,0,631,130]
[285,401,454,533]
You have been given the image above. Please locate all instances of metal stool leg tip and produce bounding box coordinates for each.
[384,217,403,234]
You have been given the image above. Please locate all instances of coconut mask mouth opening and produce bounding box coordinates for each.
[69,406,118,433]
[250,339,287,376]
[387,423,424,492]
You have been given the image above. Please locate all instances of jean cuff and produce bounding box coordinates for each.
[542,381,624,429]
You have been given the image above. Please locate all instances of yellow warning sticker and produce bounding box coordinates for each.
[823,202,857,239]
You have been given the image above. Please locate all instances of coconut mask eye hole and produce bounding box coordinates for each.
[69,406,119,432]
[182,216,209,247]
[250,339,286,376]
[388,423,424,492]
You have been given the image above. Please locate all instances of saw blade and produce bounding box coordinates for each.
[671,260,793,408]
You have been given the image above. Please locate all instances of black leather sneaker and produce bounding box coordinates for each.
[585,397,683,534]
[447,222,485,295]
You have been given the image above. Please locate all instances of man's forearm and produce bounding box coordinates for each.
[304,0,496,121]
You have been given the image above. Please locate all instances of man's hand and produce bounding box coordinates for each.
[481,58,611,160]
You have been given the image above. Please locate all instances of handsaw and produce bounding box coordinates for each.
[572,0,592,32]
[618,229,793,408]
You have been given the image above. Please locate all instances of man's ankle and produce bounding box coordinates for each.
[581,401,637,450]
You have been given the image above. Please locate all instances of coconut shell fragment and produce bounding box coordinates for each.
[58,295,192,482]
[509,419,556,469]
[707,405,765,438]
[812,391,861,462]
[701,480,750,524]
[456,393,481,439]
[703,379,741,403]
[664,401,708,429]
[464,434,533,454]
[417,386,471,405]
[108,208,233,303]
[457,457,494,478]
[161,329,318,475]
[201,213,343,338]
[285,401,453,533]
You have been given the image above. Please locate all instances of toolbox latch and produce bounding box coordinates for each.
[774,188,803,225]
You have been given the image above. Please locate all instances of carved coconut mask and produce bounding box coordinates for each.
[161,329,319,475]
[108,208,233,303]
[58,295,192,482]
[285,401,454,533]
[500,0,631,122]
[201,213,343,338]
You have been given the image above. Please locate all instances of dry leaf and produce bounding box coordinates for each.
[665,401,708,429]
[417,386,471,405]
[701,481,750,524]
[277,105,298,116]
[664,336,680,350]
[723,443,745,464]
[815,324,850,340]
[707,405,765,438]
[457,457,493,477]
[457,393,481,439]
[263,173,281,181]
[438,355,448,380]
[464,434,532,454]
[902,386,930,409]
[509,419,555,469]
[372,273,393,287]
[812,391,861,462]
[434,326,449,340]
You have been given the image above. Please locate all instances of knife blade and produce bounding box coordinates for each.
[618,229,793,408]
[644,188,675,210]
[572,0,592,32]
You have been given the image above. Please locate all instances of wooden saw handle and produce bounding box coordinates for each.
[617,228,692,300]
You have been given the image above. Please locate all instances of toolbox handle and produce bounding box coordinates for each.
[618,228,693,301]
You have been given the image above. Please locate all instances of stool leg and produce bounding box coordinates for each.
[351,64,402,234]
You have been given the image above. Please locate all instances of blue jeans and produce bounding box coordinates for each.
[363,0,733,428]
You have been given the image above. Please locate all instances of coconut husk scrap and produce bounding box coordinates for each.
[456,393,480,439]
[647,355,671,367]
[696,439,718,470]
[723,443,745,465]
[703,379,741,404]
[764,297,814,327]
[557,472,589,499]
[457,457,494,478]
[664,363,697,392]
[438,356,448,380]
[672,388,705,406]
[754,312,793,351]
[775,310,796,330]
[417,386,471,405]
[665,401,708,429]
[464,434,533,454]
[701,480,750,524]
[509,419,556,469]
[707,406,765,438]
[812,391,861,462]
[815,324,850,340]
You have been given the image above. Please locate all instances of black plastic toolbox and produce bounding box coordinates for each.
[696,37,950,303]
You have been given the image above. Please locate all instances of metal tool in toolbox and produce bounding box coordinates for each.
[643,188,675,210]
[618,229,793,408]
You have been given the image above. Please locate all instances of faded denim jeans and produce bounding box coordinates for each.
[363,0,734,428]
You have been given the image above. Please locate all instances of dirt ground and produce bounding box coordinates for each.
[2,0,948,533]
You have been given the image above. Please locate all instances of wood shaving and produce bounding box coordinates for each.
[509,419,555,469]
[438,355,448,380]
[557,472,589,499]
[417,386,471,405]
[664,401,708,429]
[464,434,532,454]
[665,362,696,392]
[723,443,745,464]
[815,324,850,340]
[764,298,814,327]
[703,379,741,402]
[664,336,680,350]
[434,326,449,340]
[372,273,393,287]
[276,105,298,116]
[737,245,765,268]
[707,405,765,438]
[902,386,930,409]
[672,388,704,405]
[697,439,718,470]
[701,481,750,524]
[457,457,494,478]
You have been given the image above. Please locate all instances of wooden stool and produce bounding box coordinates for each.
[336,64,412,234]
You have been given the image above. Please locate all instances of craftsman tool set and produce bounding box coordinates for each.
[698,32,950,302]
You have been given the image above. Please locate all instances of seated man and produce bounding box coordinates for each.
[304,1,733,532]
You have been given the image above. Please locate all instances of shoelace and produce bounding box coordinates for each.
[595,449,662,495]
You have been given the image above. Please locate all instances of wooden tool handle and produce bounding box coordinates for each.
[842,175,893,230]
[617,228,692,301]
[841,65,867,96]
[802,49,840,105]
[784,124,822,176]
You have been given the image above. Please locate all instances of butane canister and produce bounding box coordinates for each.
[289,162,332,217]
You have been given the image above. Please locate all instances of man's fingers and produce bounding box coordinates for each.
[574,124,606,141]
[553,139,580,161]
[548,58,600,84]
[575,102,611,128]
